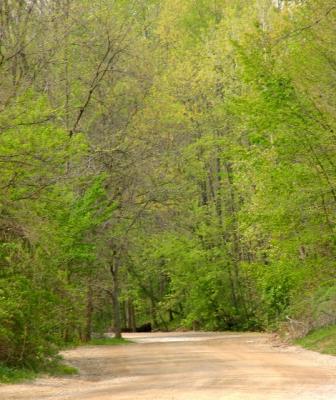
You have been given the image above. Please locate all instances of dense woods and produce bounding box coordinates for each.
[1,0,336,370]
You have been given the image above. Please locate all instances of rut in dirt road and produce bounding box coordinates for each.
[1,332,336,400]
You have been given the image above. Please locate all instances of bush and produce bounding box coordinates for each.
[0,277,62,368]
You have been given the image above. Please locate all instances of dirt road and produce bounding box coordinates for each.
[1,332,336,400]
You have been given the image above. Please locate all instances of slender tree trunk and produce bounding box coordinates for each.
[149,298,160,330]
[225,161,244,312]
[110,257,122,339]
[84,279,93,342]
[127,299,136,332]
[215,156,223,226]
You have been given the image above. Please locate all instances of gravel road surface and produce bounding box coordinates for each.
[1,331,336,400]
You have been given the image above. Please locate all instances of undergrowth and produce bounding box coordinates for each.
[295,325,336,356]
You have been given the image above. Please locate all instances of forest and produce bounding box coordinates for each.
[0,0,336,371]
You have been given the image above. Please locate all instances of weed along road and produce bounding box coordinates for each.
[1,332,336,400]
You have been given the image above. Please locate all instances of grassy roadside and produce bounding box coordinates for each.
[0,337,132,384]
[0,359,78,384]
[295,325,336,356]
[0,364,37,384]
[86,337,133,346]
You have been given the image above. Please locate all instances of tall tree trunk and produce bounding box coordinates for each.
[84,278,93,342]
[110,257,122,339]
[225,161,241,310]
[127,299,136,332]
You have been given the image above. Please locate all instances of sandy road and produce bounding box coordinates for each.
[1,331,336,400]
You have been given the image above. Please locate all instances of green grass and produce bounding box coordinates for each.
[0,359,78,384]
[0,337,129,384]
[87,337,133,346]
[0,363,38,384]
[45,359,78,377]
[295,325,336,356]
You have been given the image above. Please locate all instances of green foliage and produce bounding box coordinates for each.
[0,91,114,367]
[124,0,336,334]
[0,364,37,384]
[1,0,336,373]
[0,277,60,368]
[296,325,336,356]
[0,359,78,384]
